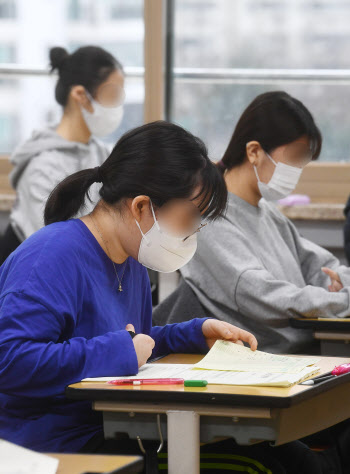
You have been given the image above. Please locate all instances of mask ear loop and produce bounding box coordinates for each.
[83,89,97,115]
[254,151,277,183]
[135,199,158,246]
[149,200,161,231]
[253,165,261,183]
[265,152,277,166]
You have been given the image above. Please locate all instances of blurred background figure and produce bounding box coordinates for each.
[0,45,125,263]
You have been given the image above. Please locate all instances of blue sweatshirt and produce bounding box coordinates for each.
[0,219,208,452]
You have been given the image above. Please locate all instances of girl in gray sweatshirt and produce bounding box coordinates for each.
[181,91,350,354]
[1,45,125,263]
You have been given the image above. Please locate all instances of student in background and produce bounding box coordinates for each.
[155,91,350,355]
[0,45,125,264]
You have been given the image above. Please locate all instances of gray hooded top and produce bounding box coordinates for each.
[9,127,109,241]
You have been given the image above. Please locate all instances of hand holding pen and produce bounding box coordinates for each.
[125,324,155,368]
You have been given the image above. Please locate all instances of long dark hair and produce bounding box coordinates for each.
[49,45,123,106]
[218,91,322,173]
[44,121,227,225]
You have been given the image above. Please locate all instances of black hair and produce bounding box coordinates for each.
[49,45,123,107]
[218,91,322,173]
[44,121,227,225]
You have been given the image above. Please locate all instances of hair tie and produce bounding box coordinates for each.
[217,159,227,170]
[93,166,103,183]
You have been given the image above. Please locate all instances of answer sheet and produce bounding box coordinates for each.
[82,363,320,387]
[193,340,320,373]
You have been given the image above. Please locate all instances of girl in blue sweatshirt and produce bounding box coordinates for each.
[0,121,257,454]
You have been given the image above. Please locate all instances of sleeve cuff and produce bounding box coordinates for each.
[83,330,139,378]
[191,317,210,353]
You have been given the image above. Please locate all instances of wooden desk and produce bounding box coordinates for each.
[66,353,350,474]
[48,453,143,474]
[291,318,350,356]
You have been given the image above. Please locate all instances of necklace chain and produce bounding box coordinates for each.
[89,214,128,292]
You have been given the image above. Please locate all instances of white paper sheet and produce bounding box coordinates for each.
[0,440,58,474]
[82,363,320,387]
[193,340,320,373]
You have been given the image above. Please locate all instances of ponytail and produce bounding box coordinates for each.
[44,167,101,225]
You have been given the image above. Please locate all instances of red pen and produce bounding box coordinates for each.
[108,378,184,386]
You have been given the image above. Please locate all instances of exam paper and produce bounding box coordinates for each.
[193,340,320,373]
[82,363,320,387]
[0,440,58,474]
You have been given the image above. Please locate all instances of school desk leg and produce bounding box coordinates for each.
[167,410,200,474]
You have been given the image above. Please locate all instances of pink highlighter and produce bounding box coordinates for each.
[332,363,350,376]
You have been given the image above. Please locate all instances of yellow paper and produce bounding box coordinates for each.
[193,340,319,374]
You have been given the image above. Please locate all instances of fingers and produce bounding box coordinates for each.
[239,329,258,351]
[331,281,343,292]
[125,324,135,332]
[329,283,342,292]
[221,322,258,351]
[323,267,343,292]
[148,335,156,350]
[132,334,156,368]
[322,267,341,283]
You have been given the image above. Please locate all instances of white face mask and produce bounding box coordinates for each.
[254,152,303,201]
[81,90,124,137]
[135,202,198,273]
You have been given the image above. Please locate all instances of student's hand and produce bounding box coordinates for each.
[322,267,343,292]
[127,323,155,368]
[201,319,258,351]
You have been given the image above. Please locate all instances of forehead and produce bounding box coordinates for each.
[295,136,309,146]
[159,198,202,218]
[98,69,125,89]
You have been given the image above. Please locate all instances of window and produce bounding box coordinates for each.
[0,0,144,153]
[0,0,16,19]
[0,44,15,63]
[170,0,350,162]
[0,114,17,151]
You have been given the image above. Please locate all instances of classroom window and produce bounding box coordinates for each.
[0,0,144,154]
[0,114,17,151]
[169,0,350,162]
[0,0,16,19]
[0,44,15,63]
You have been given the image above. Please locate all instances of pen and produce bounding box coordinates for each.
[108,378,184,385]
[300,375,335,385]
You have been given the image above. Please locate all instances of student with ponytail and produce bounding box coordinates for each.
[0,120,259,455]
[0,45,125,263]
[173,91,350,355]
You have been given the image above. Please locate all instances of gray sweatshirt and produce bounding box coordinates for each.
[181,192,350,353]
[9,127,109,241]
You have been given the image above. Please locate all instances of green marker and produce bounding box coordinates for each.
[184,380,208,387]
